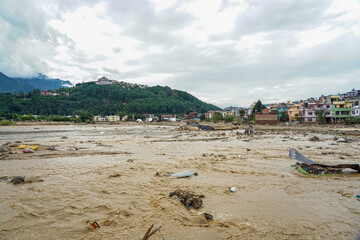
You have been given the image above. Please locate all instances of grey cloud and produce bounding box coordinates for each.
[112,47,122,53]
[103,0,194,48]
[233,0,335,36]
[1,0,359,107]
[0,0,78,77]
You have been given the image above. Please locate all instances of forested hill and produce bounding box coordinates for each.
[0,81,221,116]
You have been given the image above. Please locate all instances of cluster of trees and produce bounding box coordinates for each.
[0,111,93,123]
[0,83,220,117]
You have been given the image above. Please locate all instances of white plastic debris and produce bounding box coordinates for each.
[229,187,237,192]
[170,170,192,178]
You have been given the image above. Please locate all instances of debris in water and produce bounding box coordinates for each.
[142,224,163,240]
[10,176,25,184]
[109,174,121,178]
[289,148,360,174]
[18,144,38,150]
[244,124,254,135]
[23,148,34,153]
[90,221,100,229]
[229,187,237,192]
[187,121,214,131]
[204,213,213,220]
[337,137,347,143]
[169,170,192,178]
[169,189,204,209]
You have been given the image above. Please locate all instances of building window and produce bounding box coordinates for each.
[308,111,313,115]
[326,105,330,108]
[308,118,312,122]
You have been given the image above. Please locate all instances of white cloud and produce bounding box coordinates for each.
[0,0,359,107]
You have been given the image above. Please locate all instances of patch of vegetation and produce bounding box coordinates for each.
[345,117,360,125]
[0,120,14,126]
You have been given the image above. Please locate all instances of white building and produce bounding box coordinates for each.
[351,99,360,117]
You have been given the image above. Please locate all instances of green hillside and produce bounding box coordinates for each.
[0,81,220,116]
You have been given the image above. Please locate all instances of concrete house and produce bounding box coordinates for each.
[351,99,360,118]
[288,104,302,121]
[332,100,353,123]
[255,108,279,124]
[301,103,333,123]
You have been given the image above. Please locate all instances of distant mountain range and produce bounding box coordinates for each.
[0,72,72,93]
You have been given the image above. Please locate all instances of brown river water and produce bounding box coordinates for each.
[0,123,359,239]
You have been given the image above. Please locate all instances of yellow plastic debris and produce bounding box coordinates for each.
[17,145,39,150]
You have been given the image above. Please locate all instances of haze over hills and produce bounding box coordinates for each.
[0,72,72,94]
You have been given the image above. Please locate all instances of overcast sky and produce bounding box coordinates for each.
[0,0,359,107]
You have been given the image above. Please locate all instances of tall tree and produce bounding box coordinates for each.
[252,100,266,116]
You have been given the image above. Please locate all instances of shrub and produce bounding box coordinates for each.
[0,120,14,126]
[345,117,360,125]
[224,116,234,123]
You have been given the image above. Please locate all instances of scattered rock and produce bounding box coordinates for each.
[309,136,320,142]
[0,146,9,152]
[61,136,68,139]
[204,213,213,220]
[47,146,56,150]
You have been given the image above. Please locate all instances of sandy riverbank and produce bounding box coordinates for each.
[0,123,359,239]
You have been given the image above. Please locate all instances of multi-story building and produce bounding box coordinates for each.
[351,99,360,118]
[205,111,215,119]
[301,103,333,123]
[288,104,302,121]
[332,101,353,123]
[184,111,198,120]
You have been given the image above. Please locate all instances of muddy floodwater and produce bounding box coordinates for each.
[0,123,360,239]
